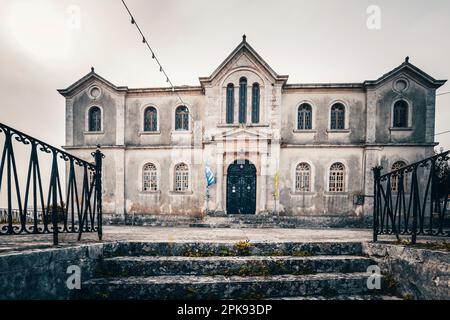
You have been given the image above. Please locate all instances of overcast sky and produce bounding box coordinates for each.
[1,0,450,150]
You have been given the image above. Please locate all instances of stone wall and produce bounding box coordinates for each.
[0,244,104,299]
[363,242,450,300]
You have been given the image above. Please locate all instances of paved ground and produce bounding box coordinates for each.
[0,226,389,253]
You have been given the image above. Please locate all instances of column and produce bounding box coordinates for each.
[216,145,224,211]
[260,150,268,213]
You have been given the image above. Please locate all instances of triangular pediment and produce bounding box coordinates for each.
[199,36,288,86]
[364,58,446,89]
[214,128,271,141]
[58,69,128,97]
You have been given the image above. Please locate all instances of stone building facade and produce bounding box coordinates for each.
[59,36,446,222]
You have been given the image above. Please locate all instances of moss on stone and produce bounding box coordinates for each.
[292,250,314,257]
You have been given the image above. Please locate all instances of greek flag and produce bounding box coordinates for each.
[205,165,216,187]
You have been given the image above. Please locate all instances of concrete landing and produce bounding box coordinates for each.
[0,226,374,253]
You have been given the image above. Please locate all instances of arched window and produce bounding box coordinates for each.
[393,100,409,128]
[391,161,407,192]
[143,163,158,191]
[297,103,312,130]
[329,162,345,192]
[88,106,102,132]
[174,163,189,192]
[144,107,158,132]
[239,77,247,124]
[226,83,234,124]
[175,106,189,131]
[295,163,311,192]
[251,83,260,124]
[330,103,345,130]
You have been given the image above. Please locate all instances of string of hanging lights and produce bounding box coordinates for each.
[120,0,195,125]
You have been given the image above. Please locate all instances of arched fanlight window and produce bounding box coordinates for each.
[174,163,189,192]
[329,162,345,192]
[251,83,260,124]
[393,100,409,128]
[330,103,345,130]
[239,77,247,124]
[297,103,312,130]
[175,106,189,131]
[144,107,158,132]
[143,163,158,191]
[391,161,407,192]
[226,83,234,124]
[88,106,102,132]
[295,163,311,192]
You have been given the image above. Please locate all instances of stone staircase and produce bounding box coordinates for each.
[76,241,390,300]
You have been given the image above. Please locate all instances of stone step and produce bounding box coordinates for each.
[191,215,367,229]
[96,255,374,277]
[103,241,363,258]
[78,272,379,300]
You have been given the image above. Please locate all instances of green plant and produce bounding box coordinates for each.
[403,293,414,300]
[233,240,254,256]
[382,272,399,294]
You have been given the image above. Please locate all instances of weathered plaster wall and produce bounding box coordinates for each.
[279,147,364,216]
[70,80,120,147]
[372,73,434,144]
[281,89,366,145]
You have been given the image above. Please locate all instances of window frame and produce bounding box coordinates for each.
[330,103,346,130]
[226,83,234,124]
[297,103,313,130]
[142,162,159,192]
[295,162,311,192]
[391,99,412,129]
[391,161,408,193]
[238,77,247,124]
[251,82,260,124]
[174,105,190,131]
[174,162,190,192]
[142,106,159,132]
[328,162,346,192]
[85,105,104,133]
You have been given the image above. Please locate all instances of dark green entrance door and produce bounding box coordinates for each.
[226,160,256,214]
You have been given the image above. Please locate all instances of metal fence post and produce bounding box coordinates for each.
[93,145,104,241]
[372,166,382,242]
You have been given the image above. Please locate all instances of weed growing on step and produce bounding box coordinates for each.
[403,292,414,300]
[233,240,254,256]
[382,272,399,294]
[218,246,233,256]
[181,249,215,257]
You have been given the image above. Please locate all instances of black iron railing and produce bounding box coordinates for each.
[373,151,450,244]
[0,122,104,245]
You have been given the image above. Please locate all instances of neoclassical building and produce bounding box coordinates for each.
[59,36,446,222]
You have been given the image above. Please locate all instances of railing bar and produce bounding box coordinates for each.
[0,122,95,171]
